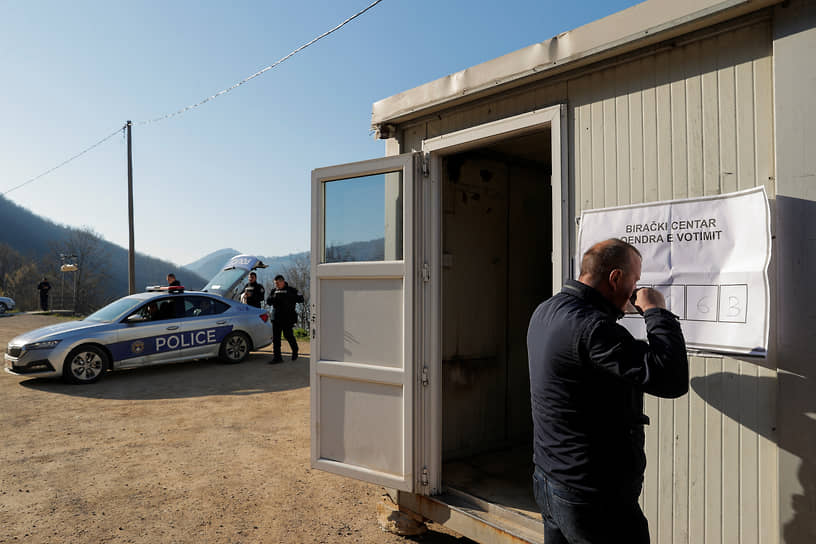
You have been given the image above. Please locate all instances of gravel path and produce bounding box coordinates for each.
[0,314,468,543]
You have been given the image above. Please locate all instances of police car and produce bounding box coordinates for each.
[0,296,14,314]
[5,255,274,384]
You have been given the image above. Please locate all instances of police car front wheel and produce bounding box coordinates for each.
[219,332,251,364]
[63,345,108,384]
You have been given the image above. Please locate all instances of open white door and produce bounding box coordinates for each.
[310,153,416,491]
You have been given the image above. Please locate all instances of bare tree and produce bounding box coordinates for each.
[50,227,111,314]
[0,243,51,310]
[281,254,310,330]
[0,243,25,297]
[4,262,43,310]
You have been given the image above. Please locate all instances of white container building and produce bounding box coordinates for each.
[309,0,816,542]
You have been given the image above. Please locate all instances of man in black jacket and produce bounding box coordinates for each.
[266,274,304,363]
[240,272,265,308]
[37,277,51,311]
[527,238,688,543]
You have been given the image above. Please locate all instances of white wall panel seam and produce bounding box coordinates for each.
[752,57,760,189]
[685,50,692,199]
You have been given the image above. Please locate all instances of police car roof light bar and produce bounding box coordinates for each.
[145,285,185,293]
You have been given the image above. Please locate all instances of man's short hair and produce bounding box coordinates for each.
[580,239,641,280]
[167,273,176,279]
[249,272,257,278]
[274,275,285,282]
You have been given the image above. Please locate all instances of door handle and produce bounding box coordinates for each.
[166,325,179,330]
[216,320,227,325]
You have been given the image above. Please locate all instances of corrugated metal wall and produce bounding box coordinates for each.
[569,20,777,544]
[568,22,777,544]
[400,15,778,544]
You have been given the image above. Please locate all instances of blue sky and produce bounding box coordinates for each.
[324,173,387,248]
[1,0,640,266]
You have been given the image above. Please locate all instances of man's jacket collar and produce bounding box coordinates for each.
[562,279,625,320]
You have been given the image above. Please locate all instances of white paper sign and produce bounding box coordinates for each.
[577,187,771,356]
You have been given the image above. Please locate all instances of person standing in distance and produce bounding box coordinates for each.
[240,272,265,308]
[37,276,51,311]
[527,238,688,543]
[166,273,181,287]
[266,274,304,363]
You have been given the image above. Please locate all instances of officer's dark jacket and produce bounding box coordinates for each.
[242,281,265,308]
[266,283,304,325]
[527,279,688,497]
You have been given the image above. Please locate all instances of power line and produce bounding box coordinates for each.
[1,0,386,196]
[136,0,385,125]
[2,126,124,197]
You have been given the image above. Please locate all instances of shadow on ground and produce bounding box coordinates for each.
[18,352,309,400]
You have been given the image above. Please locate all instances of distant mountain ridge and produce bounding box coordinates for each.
[185,237,386,287]
[0,194,390,306]
[184,248,309,286]
[0,195,207,300]
[183,248,242,279]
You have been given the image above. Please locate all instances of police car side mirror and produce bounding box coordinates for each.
[126,314,148,324]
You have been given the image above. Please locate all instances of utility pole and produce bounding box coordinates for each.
[126,121,136,294]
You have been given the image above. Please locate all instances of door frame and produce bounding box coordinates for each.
[418,104,570,494]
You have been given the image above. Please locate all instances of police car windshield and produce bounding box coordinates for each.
[85,298,143,322]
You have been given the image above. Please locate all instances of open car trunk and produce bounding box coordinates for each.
[201,255,268,301]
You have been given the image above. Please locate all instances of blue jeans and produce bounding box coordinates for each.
[532,467,649,544]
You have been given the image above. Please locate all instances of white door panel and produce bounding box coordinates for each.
[311,153,416,491]
[318,277,403,366]
[318,376,404,474]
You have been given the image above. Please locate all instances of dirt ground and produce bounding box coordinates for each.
[0,313,470,543]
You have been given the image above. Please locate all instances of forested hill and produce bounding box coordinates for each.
[0,195,206,301]
[183,248,244,280]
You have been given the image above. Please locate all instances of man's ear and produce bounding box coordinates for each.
[608,268,622,288]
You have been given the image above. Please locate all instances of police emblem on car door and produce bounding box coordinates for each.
[115,297,187,367]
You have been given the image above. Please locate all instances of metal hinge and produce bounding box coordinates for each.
[421,366,429,387]
[422,263,430,283]
[311,310,317,339]
[421,467,429,486]
[421,153,430,177]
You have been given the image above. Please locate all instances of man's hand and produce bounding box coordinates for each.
[633,287,666,312]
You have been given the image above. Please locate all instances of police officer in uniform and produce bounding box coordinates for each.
[240,272,265,308]
[266,274,304,363]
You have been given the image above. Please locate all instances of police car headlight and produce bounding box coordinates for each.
[24,340,62,350]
